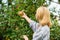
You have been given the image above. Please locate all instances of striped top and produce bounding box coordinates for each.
[29,20,50,40]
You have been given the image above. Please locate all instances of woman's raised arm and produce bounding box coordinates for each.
[18,10,32,23]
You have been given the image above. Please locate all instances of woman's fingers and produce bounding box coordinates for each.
[18,11,24,16]
[23,35,28,40]
[18,10,27,18]
[23,35,28,39]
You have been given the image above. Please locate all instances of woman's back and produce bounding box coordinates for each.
[29,21,50,40]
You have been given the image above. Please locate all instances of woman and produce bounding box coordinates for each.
[18,6,52,40]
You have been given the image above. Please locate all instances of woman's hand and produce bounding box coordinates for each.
[23,35,28,40]
[18,10,27,18]
[18,10,32,23]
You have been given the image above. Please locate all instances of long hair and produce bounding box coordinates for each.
[35,6,52,27]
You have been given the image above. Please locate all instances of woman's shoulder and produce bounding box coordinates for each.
[42,25,50,31]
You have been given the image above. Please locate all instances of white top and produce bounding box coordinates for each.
[29,20,50,40]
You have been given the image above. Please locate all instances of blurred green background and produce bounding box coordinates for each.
[0,0,60,40]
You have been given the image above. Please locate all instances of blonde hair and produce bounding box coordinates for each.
[35,6,52,27]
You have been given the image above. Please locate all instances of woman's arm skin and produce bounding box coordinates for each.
[18,10,32,23]
[24,15,32,23]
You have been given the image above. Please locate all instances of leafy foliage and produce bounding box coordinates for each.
[50,20,60,40]
[0,0,60,40]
